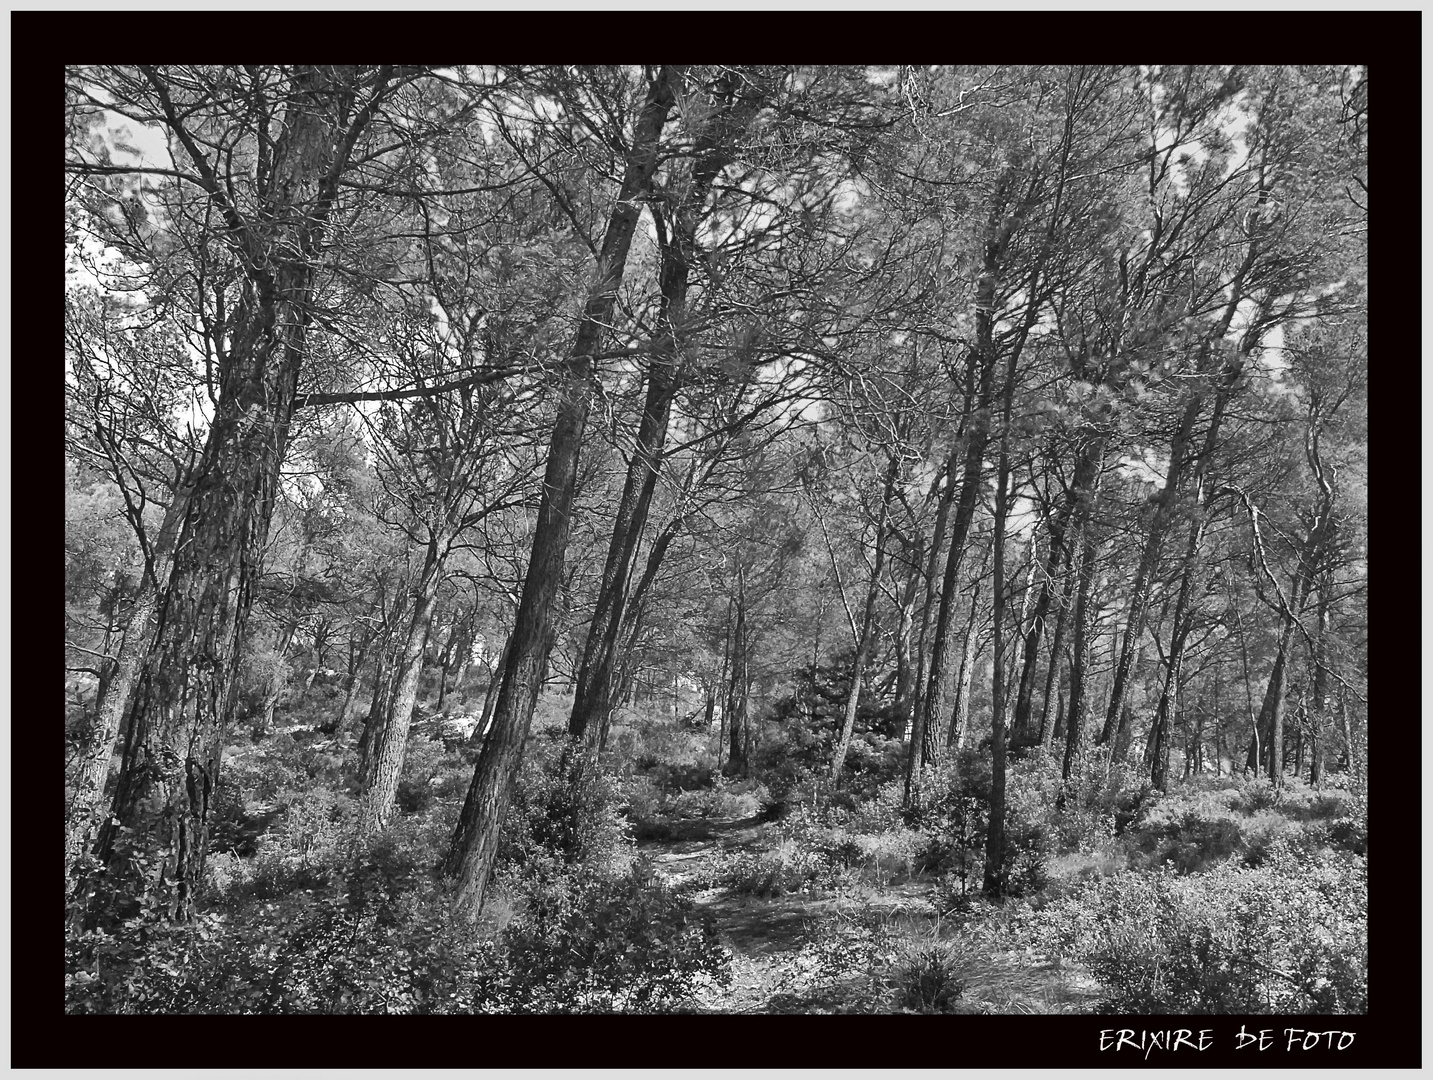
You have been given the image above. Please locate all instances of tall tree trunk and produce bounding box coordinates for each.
[908,201,1022,810]
[1102,253,1257,747]
[892,555,921,730]
[90,68,370,922]
[443,68,682,916]
[910,462,956,743]
[1150,470,1217,788]
[830,454,898,782]
[947,582,981,750]
[569,70,752,743]
[66,480,193,885]
[478,635,511,737]
[714,592,734,776]
[1012,500,1071,742]
[1256,620,1296,787]
[1309,580,1331,786]
[1057,436,1106,808]
[724,567,750,778]
[1038,574,1075,747]
[908,370,991,805]
[985,445,1014,895]
[253,614,302,738]
[358,541,446,838]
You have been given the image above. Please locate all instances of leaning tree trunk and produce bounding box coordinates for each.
[1037,573,1075,748]
[443,68,682,916]
[65,480,193,885]
[910,462,956,743]
[1012,499,1071,740]
[253,614,302,738]
[908,364,993,807]
[1309,580,1331,786]
[568,72,750,744]
[907,201,1022,810]
[985,451,1013,897]
[829,454,898,782]
[724,567,750,778]
[1057,436,1106,808]
[358,539,447,839]
[89,68,368,923]
[1149,474,1218,789]
[1101,254,1256,749]
[947,582,981,750]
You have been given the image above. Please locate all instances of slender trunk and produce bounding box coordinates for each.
[892,558,921,729]
[443,68,682,916]
[478,635,511,736]
[1190,699,1203,777]
[1013,501,1071,742]
[1058,436,1106,807]
[569,72,751,743]
[911,463,956,742]
[715,593,734,775]
[830,454,898,782]
[66,482,193,884]
[1214,682,1225,777]
[725,568,749,778]
[948,583,981,750]
[567,361,680,740]
[1309,577,1331,786]
[338,624,374,729]
[253,614,301,738]
[910,376,993,806]
[985,451,1013,895]
[1038,573,1075,747]
[359,543,446,837]
[1102,252,1256,745]
[1150,471,1215,788]
[300,662,320,705]
[909,200,1022,809]
[1256,619,1297,787]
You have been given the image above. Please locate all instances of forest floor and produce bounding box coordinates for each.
[639,815,1090,1014]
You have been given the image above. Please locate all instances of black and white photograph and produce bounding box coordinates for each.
[59,54,1380,1053]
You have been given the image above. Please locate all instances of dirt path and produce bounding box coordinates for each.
[641,816,933,1013]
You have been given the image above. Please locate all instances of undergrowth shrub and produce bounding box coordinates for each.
[497,737,633,877]
[714,838,846,897]
[1036,844,1367,1013]
[498,864,730,1012]
[70,853,729,1014]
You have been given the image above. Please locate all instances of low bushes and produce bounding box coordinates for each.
[67,859,731,1014]
[497,864,730,1012]
[1035,844,1367,1013]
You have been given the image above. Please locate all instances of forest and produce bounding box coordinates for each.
[64,64,1367,1017]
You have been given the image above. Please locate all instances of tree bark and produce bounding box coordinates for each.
[1309,581,1331,786]
[443,68,681,916]
[1012,499,1071,743]
[947,582,981,750]
[65,481,193,885]
[358,540,446,838]
[90,68,373,922]
[1101,237,1258,750]
[1058,436,1106,807]
[829,453,898,782]
[569,70,753,743]
[1038,573,1075,748]
[724,566,750,778]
